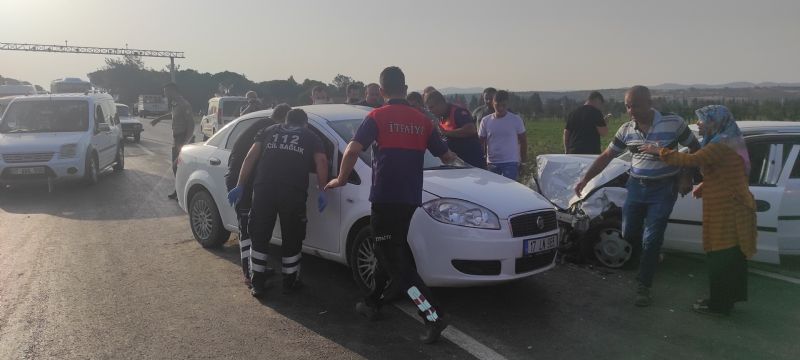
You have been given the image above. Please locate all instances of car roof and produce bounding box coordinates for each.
[689,120,800,135]
[9,93,113,101]
[241,104,370,123]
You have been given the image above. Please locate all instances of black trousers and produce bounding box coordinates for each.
[708,245,748,313]
[367,203,443,323]
[248,185,307,284]
[226,183,253,278]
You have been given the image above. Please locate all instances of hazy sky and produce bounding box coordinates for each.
[2,0,799,91]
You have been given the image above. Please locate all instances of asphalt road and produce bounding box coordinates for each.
[1,119,799,359]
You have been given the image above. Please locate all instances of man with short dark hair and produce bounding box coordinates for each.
[472,87,497,124]
[229,108,329,297]
[150,82,195,199]
[346,83,362,104]
[407,91,438,123]
[478,90,527,180]
[311,85,330,105]
[564,91,609,154]
[326,66,455,344]
[425,90,485,168]
[357,83,383,108]
[575,85,700,307]
[240,90,266,116]
[225,104,291,288]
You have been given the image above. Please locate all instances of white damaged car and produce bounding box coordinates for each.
[176,104,560,290]
[532,121,800,268]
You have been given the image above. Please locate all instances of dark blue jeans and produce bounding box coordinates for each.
[623,176,678,288]
[487,162,519,180]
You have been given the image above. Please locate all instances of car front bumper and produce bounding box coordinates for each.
[0,158,86,184]
[408,210,559,287]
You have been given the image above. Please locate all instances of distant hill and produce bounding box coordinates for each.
[438,87,485,95]
[648,82,800,91]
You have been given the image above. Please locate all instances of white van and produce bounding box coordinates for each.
[0,93,124,190]
[199,96,248,140]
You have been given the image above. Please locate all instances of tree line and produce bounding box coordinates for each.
[87,55,800,121]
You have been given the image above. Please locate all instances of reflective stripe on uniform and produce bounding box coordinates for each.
[251,250,268,261]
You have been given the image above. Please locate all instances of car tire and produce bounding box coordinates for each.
[113,143,125,172]
[581,216,639,269]
[348,226,377,293]
[134,133,141,143]
[189,190,230,248]
[83,152,99,186]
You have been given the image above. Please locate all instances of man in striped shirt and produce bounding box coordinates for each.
[575,85,700,307]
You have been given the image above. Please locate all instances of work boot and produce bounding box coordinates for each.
[355,302,381,321]
[635,284,652,307]
[250,274,273,298]
[282,274,304,294]
[421,318,449,344]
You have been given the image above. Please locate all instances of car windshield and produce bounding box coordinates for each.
[116,106,130,117]
[327,118,468,169]
[0,100,89,134]
[223,101,247,116]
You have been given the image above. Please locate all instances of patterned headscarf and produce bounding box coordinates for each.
[695,105,750,174]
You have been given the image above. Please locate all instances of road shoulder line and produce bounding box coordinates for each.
[393,302,508,360]
[749,268,800,285]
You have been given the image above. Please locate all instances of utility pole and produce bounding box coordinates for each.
[0,42,185,83]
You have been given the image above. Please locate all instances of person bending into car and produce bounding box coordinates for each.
[575,85,701,307]
[150,82,195,200]
[224,104,291,288]
[228,109,329,297]
[425,90,486,168]
[326,66,456,344]
[640,105,756,316]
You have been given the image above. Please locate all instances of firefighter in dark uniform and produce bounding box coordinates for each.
[326,66,456,344]
[224,104,291,288]
[228,109,329,297]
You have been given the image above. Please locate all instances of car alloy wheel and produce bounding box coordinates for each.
[356,235,378,291]
[191,197,214,240]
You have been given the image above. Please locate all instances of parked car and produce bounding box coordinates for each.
[116,104,143,142]
[0,95,19,115]
[199,96,248,140]
[176,104,560,290]
[532,121,800,268]
[0,93,124,191]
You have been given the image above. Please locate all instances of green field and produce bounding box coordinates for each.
[518,116,627,183]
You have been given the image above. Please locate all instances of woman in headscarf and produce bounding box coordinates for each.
[640,105,756,316]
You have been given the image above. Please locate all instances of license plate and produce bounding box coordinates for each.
[10,167,45,175]
[523,235,558,255]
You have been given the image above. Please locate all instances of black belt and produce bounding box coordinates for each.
[629,175,677,185]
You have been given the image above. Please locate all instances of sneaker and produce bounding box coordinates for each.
[355,302,381,321]
[167,191,178,200]
[635,285,652,307]
[421,318,449,344]
[250,279,273,298]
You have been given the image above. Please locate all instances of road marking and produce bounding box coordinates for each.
[749,269,800,285]
[393,302,508,360]
[134,143,156,157]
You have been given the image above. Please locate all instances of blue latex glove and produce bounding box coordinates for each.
[317,192,328,212]
[227,186,243,206]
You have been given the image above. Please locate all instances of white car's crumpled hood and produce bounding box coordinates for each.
[535,154,630,209]
[0,132,87,154]
[423,168,554,218]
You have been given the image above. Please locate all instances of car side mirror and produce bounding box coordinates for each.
[96,123,111,133]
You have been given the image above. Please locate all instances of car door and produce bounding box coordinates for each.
[304,121,343,254]
[92,104,115,167]
[779,143,800,254]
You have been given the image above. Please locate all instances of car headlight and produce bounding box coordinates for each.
[422,198,501,229]
[59,143,79,159]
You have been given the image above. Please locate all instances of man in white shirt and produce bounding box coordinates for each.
[478,90,527,180]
